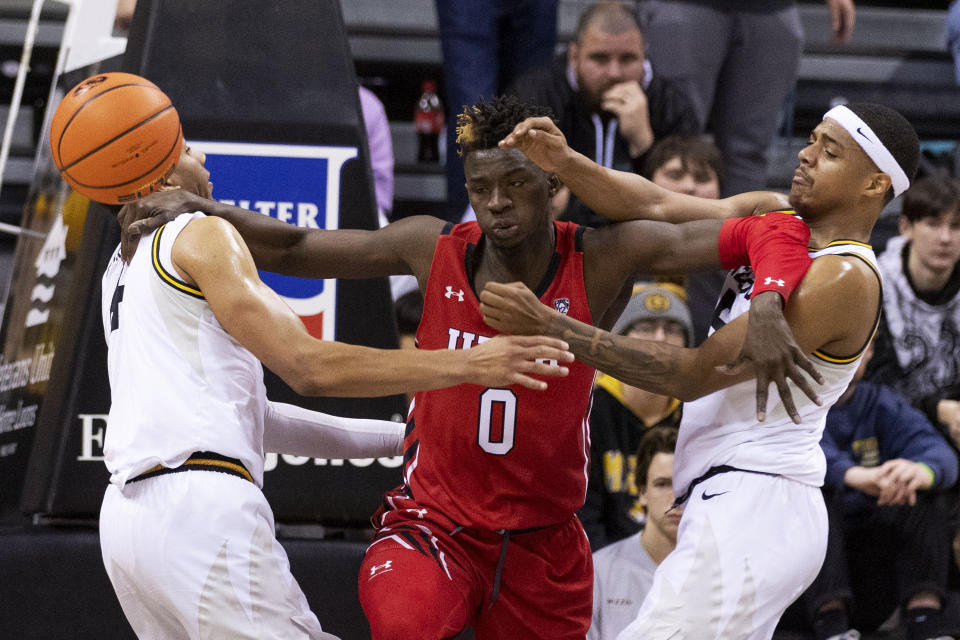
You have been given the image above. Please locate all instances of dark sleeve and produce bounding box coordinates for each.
[631,76,702,173]
[577,415,609,552]
[866,315,952,431]
[916,381,960,434]
[505,60,569,126]
[822,409,859,490]
[863,314,898,385]
[654,79,701,137]
[874,384,960,489]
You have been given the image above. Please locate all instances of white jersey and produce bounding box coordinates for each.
[101,212,267,489]
[674,240,881,496]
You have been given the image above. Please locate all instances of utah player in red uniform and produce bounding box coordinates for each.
[118,96,816,639]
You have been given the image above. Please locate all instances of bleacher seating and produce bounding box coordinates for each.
[1,1,956,216]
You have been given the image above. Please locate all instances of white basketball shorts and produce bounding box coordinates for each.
[616,470,828,640]
[99,469,335,639]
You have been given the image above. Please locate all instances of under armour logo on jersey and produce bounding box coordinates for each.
[763,277,785,287]
[444,286,464,301]
[369,560,393,578]
[404,508,428,519]
[553,298,570,314]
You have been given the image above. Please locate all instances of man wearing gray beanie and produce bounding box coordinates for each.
[579,284,692,551]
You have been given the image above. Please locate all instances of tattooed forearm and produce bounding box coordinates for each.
[549,314,681,396]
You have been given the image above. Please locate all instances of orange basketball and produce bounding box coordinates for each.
[49,72,183,204]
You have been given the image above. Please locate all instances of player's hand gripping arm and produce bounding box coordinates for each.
[498,116,789,223]
[585,211,822,416]
[173,216,574,397]
[481,255,876,422]
[263,401,404,459]
[119,188,442,282]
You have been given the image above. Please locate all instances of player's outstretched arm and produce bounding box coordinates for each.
[119,188,442,281]
[499,116,789,224]
[263,401,404,459]
[585,212,820,396]
[480,256,876,422]
[173,216,573,397]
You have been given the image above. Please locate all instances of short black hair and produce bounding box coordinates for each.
[900,175,960,223]
[641,135,724,191]
[455,95,555,157]
[575,1,644,43]
[394,289,424,336]
[635,425,678,490]
[845,103,919,202]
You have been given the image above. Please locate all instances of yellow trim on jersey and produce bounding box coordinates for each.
[758,209,799,217]
[139,457,254,483]
[152,224,204,299]
[821,239,873,250]
[812,350,862,364]
[186,457,254,482]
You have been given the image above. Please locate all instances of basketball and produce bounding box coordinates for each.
[49,72,183,204]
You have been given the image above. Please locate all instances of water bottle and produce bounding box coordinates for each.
[415,80,444,163]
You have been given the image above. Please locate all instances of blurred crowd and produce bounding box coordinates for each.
[366,3,960,639]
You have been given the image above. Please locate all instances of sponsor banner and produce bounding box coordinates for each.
[193,141,359,340]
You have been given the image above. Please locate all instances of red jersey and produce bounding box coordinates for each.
[401,220,596,530]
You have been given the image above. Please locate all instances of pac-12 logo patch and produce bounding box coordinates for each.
[553,298,570,314]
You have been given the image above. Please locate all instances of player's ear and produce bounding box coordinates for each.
[548,173,562,197]
[637,485,648,510]
[864,171,892,199]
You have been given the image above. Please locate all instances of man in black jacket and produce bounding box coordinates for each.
[508,1,699,227]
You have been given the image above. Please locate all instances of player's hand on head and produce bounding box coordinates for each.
[718,291,823,424]
[498,117,569,173]
[118,188,199,262]
[468,335,573,390]
[479,282,552,336]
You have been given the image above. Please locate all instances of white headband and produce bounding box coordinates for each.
[822,105,910,197]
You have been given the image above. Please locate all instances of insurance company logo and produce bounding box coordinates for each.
[26,214,68,328]
[192,141,358,340]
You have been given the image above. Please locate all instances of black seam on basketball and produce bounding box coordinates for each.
[59,103,177,173]
[61,121,181,192]
[55,82,163,168]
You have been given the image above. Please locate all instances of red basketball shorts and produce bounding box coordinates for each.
[358,495,592,640]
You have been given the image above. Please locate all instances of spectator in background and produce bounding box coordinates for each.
[641,134,723,200]
[640,0,855,196]
[579,284,690,551]
[803,341,958,640]
[864,176,960,446]
[640,135,726,345]
[114,0,137,32]
[360,84,419,302]
[359,85,395,223]
[394,286,424,408]
[508,1,699,227]
[435,0,559,222]
[589,425,682,640]
[948,1,960,85]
